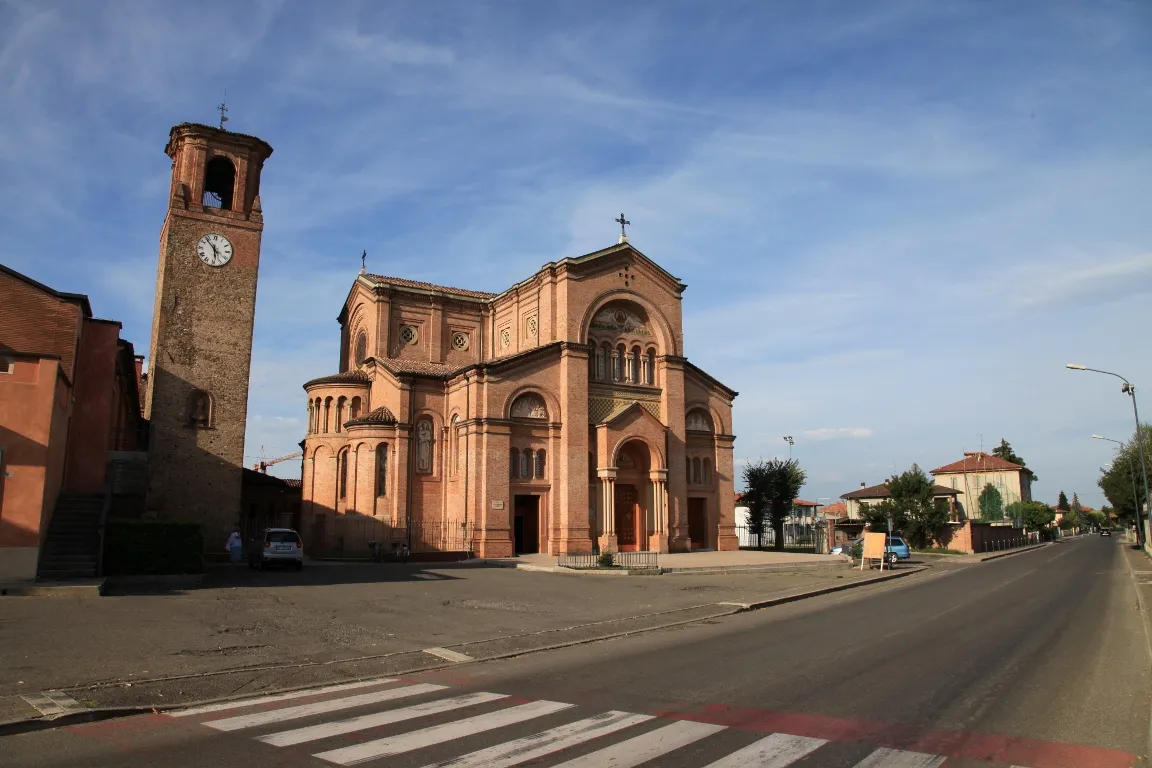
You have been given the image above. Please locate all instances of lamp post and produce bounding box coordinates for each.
[1092,434,1140,535]
[1067,364,1148,545]
[783,436,794,459]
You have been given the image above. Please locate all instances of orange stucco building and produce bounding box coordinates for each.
[0,264,145,581]
[302,239,738,558]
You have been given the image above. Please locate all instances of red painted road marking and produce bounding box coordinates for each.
[659,704,1136,768]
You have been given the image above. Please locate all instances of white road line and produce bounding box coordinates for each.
[205,683,447,732]
[424,647,474,663]
[418,710,656,768]
[315,699,575,765]
[550,720,727,768]
[171,679,395,717]
[703,732,828,767]
[259,692,510,747]
[852,748,946,768]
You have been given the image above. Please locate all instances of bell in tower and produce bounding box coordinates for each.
[144,122,273,544]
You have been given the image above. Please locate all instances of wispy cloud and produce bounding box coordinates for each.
[804,428,875,441]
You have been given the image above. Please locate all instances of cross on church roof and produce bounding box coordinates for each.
[217,96,229,130]
[361,250,367,274]
[615,213,630,237]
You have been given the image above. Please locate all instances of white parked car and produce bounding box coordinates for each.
[248,528,304,570]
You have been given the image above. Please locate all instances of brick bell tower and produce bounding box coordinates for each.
[144,122,273,543]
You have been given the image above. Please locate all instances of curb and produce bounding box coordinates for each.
[718,566,926,610]
[0,562,931,735]
[0,580,106,597]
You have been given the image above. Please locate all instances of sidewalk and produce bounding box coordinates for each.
[0,560,922,728]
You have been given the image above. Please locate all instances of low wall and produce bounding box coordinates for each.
[933,521,1028,554]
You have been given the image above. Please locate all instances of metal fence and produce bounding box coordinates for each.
[735,525,826,553]
[315,516,471,558]
[557,551,659,569]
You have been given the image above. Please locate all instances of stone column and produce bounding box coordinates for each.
[597,467,618,553]
[647,468,669,553]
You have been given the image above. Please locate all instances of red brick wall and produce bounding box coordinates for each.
[0,269,84,380]
[64,319,122,493]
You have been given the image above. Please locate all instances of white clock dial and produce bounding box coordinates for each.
[196,233,233,267]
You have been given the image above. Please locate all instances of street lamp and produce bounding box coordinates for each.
[783,436,794,459]
[1067,364,1149,545]
[1092,434,1140,534]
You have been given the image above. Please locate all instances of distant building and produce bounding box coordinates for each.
[0,264,145,581]
[840,481,961,519]
[930,452,1033,518]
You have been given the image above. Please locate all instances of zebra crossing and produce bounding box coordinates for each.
[166,677,1004,767]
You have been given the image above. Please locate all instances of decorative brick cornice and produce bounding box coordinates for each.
[303,369,371,389]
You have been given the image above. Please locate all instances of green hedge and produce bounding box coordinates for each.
[103,519,205,575]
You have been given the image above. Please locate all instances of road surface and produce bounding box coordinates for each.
[4,537,1149,767]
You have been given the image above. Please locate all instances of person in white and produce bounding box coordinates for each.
[226,527,243,564]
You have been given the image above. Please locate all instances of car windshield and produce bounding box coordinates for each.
[266,531,299,544]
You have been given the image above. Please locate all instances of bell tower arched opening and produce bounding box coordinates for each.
[202,156,236,210]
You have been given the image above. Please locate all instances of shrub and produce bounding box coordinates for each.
[849,541,863,560]
[103,519,204,575]
[596,552,615,568]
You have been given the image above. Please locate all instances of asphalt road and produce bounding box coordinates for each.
[5,537,1149,767]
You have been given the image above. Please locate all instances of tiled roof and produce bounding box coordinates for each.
[345,405,398,426]
[793,499,820,508]
[365,274,497,300]
[303,369,370,388]
[820,501,848,517]
[377,358,460,378]
[931,452,1033,476]
[283,478,303,488]
[842,482,960,500]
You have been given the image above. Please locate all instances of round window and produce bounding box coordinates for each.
[451,332,469,351]
[400,325,419,345]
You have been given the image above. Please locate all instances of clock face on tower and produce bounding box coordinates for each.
[196,233,233,267]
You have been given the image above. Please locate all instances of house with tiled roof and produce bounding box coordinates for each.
[930,452,1033,519]
[840,481,961,519]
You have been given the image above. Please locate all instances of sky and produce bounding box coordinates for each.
[2,0,1150,508]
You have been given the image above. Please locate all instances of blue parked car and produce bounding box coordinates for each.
[831,536,911,564]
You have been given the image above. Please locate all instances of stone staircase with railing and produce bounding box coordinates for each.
[37,494,105,580]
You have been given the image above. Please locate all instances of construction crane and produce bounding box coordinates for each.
[253,451,303,473]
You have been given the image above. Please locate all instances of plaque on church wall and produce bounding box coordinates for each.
[492,500,505,510]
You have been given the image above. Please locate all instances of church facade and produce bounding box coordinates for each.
[301,240,738,557]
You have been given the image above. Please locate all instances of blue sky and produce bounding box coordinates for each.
[2,0,1150,508]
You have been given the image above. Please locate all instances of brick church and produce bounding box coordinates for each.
[302,237,739,557]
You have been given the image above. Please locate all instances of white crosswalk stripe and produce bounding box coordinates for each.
[852,748,947,767]
[171,678,395,717]
[703,732,828,767]
[258,691,510,747]
[314,699,575,765]
[172,680,962,768]
[205,682,447,732]
[419,710,655,768]
[550,720,727,768]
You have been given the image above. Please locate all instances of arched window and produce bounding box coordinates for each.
[350,396,362,420]
[631,347,642,384]
[703,458,712,484]
[306,401,314,434]
[521,449,532,480]
[376,444,388,497]
[685,457,692,482]
[595,347,606,380]
[692,457,701,485]
[353,333,367,367]
[202,156,235,210]
[188,390,213,428]
[646,349,656,386]
[323,397,332,433]
[616,344,627,382]
[336,397,346,432]
[339,450,349,499]
[510,448,519,479]
[535,449,546,479]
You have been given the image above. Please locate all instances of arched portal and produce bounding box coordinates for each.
[611,439,656,552]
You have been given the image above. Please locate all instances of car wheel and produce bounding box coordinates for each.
[886,552,898,565]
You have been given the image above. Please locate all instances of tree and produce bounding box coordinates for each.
[861,464,947,549]
[1014,501,1055,532]
[1097,425,1150,528]
[992,438,1038,482]
[978,483,1004,520]
[1057,491,1070,511]
[742,458,807,550]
